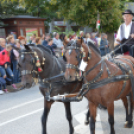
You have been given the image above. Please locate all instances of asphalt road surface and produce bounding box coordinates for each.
[0,85,134,134]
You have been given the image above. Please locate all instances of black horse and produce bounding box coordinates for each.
[18,44,89,134]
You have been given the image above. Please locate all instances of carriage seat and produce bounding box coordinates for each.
[124,51,129,55]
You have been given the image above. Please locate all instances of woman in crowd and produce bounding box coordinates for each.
[0,44,17,90]
[7,35,15,47]
[0,38,6,51]
[96,33,101,46]
[18,36,26,49]
[11,39,20,83]
[15,39,21,50]
[35,37,42,45]
[91,33,99,48]
[46,38,55,56]
[100,33,110,56]
[84,33,94,44]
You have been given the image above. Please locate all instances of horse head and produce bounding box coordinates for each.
[64,38,90,81]
[19,45,44,88]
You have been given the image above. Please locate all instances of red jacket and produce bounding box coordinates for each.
[0,49,10,66]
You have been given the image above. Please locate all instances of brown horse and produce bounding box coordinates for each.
[64,39,134,134]
[18,44,91,134]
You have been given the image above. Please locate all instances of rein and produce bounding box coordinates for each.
[110,38,132,55]
[19,47,82,102]
[64,40,134,101]
[64,41,91,80]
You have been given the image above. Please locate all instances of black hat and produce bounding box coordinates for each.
[122,9,134,16]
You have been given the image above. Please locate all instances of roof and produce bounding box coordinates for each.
[2,15,46,20]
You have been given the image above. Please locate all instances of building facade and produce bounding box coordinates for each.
[0,15,46,40]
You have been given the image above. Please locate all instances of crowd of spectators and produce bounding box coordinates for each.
[0,31,110,95]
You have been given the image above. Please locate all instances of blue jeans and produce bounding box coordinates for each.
[12,60,19,83]
[0,77,6,90]
[0,82,6,90]
[0,66,14,84]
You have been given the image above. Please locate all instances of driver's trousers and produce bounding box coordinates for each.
[115,44,134,57]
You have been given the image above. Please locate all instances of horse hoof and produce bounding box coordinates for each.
[85,120,90,125]
[70,128,74,134]
[124,121,133,128]
[110,130,115,134]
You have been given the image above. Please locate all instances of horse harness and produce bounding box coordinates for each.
[64,41,91,81]
[19,48,82,101]
[64,42,134,101]
[20,51,44,78]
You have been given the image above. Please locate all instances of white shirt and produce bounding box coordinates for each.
[87,38,94,44]
[116,21,132,41]
[53,38,63,49]
[96,37,101,46]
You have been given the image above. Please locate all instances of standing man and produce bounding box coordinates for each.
[42,34,51,46]
[53,33,63,49]
[114,9,134,56]
[78,31,84,39]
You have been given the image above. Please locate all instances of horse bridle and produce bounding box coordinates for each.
[65,46,83,70]
[20,51,45,78]
[64,41,91,79]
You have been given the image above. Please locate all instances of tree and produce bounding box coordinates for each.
[0,1,27,18]
[50,0,126,33]
[0,1,27,26]
[1,0,59,24]
[1,0,133,32]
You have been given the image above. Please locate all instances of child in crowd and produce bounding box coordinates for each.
[0,44,17,89]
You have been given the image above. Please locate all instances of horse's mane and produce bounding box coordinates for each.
[28,44,37,47]
[37,45,52,55]
[20,44,52,57]
[88,41,101,55]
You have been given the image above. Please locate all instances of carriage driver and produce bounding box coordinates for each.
[114,9,134,56]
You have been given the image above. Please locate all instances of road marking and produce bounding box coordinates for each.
[74,110,103,134]
[0,97,44,114]
[0,108,44,127]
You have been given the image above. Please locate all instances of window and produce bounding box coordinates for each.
[40,28,43,35]
[20,29,24,36]
[14,21,17,24]
[0,28,6,38]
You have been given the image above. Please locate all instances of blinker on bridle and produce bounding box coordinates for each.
[20,51,45,77]
[65,42,91,71]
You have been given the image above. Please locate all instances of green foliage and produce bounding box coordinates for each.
[0,0,58,23]
[0,1,26,18]
[52,26,63,34]
[1,0,133,33]
[19,0,59,23]
[50,0,127,33]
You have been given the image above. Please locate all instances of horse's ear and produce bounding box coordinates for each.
[77,37,84,45]
[63,39,69,47]
[24,45,31,51]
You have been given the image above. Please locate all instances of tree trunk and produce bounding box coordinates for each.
[49,19,54,34]
[65,21,72,32]
[107,33,114,50]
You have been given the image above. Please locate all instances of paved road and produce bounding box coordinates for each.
[0,85,134,134]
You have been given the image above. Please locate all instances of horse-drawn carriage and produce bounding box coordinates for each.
[18,38,134,134]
